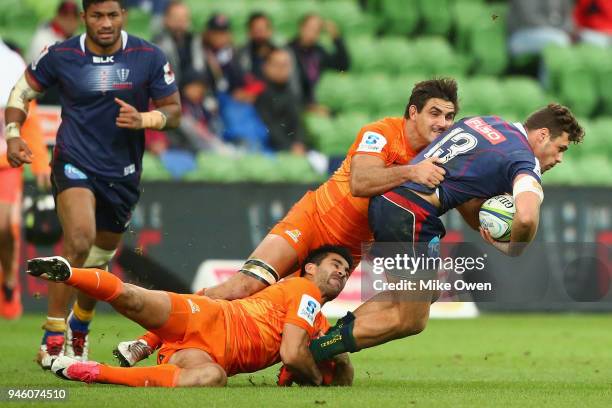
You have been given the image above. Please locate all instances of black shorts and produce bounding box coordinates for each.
[51,154,140,234]
[368,186,446,254]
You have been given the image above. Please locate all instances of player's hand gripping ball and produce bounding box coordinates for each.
[479,195,515,242]
[276,360,336,386]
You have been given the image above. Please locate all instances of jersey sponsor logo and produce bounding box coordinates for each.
[465,117,506,145]
[187,298,200,313]
[163,62,175,85]
[357,131,387,153]
[297,294,321,326]
[93,56,114,64]
[31,45,50,71]
[285,229,301,243]
[116,68,130,82]
[124,164,136,176]
[64,163,88,180]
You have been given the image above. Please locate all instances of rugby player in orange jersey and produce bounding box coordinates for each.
[114,78,459,365]
[27,245,354,387]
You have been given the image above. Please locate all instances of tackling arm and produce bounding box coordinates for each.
[280,323,323,386]
[350,155,445,197]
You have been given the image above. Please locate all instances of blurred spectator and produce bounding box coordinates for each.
[27,0,80,106]
[153,0,204,86]
[288,14,350,111]
[202,14,268,150]
[255,48,306,155]
[202,14,263,103]
[27,0,80,63]
[237,12,276,80]
[507,0,574,58]
[574,0,612,47]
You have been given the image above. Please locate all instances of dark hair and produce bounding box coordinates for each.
[299,13,320,28]
[164,0,184,16]
[248,11,270,28]
[83,0,123,11]
[301,245,354,276]
[404,77,458,118]
[524,103,584,144]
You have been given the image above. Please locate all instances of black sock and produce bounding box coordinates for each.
[2,284,14,302]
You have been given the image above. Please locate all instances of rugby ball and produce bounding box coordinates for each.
[479,195,515,242]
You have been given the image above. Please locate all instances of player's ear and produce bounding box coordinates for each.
[303,262,317,278]
[539,128,551,142]
[408,105,418,120]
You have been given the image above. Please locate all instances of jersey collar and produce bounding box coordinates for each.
[79,30,129,53]
[513,122,528,139]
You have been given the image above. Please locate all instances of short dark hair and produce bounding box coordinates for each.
[524,103,584,144]
[301,245,354,276]
[248,11,270,28]
[404,77,458,118]
[83,0,123,11]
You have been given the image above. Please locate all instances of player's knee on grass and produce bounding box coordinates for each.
[179,364,227,387]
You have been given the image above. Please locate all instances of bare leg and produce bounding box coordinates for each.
[168,348,227,387]
[48,188,97,320]
[351,289,434,349]
[205,234,299,300]
[0,202,15,287]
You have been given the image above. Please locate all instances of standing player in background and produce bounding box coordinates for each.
[27,246,354,387]
[0,38,51,319]
[117,78,457,365]
[4,0,181,368]
[308,104,585,363]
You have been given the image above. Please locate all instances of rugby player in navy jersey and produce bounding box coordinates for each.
[4,0,180,368]
[307,104,584,362]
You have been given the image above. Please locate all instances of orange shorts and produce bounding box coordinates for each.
[0,167,23,203]
[155,292,228,369]
[269,191,363,272]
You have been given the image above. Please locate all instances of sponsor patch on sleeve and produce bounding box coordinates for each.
[356,131,387,153]
[163,62,175,85]
[297,294,321,327]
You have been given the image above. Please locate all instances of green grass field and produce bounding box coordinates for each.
[1,314,611,407]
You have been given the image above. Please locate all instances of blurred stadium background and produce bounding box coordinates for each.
[0,0,611,404]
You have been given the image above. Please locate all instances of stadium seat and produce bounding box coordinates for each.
[141,153,172,181]
[501,77,548,119]
[460,77,507,115]
[316,72,360,113]
[276,153,324,183]
[186,153,242,182]
[417,0,452,37]
[379,0,420,36]
[125,8,152,40]
[413,37,467,77]
[347,36,385,73]
[237,154,283,183]
[319,0,374,37]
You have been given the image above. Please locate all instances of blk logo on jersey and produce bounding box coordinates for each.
[93,56,114,64]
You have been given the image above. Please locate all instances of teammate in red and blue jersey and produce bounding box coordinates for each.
[4,0,181,368]
[308,104,585,361]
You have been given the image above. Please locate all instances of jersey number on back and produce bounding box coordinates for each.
[423,127,477,164]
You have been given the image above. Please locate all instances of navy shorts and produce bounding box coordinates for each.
[51,155,140,234]
[368,187,446,253]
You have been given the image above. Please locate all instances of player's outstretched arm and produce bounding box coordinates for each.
[280,323,323,386]
[115,91,181,130]
[350,155,445,197]
[4,72,43,167]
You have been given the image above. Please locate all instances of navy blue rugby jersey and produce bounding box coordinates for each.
[28,31,178,179]
[403,115,542,214]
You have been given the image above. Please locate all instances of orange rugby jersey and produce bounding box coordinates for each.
[219,277,330,376]
[313,117,417,248]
